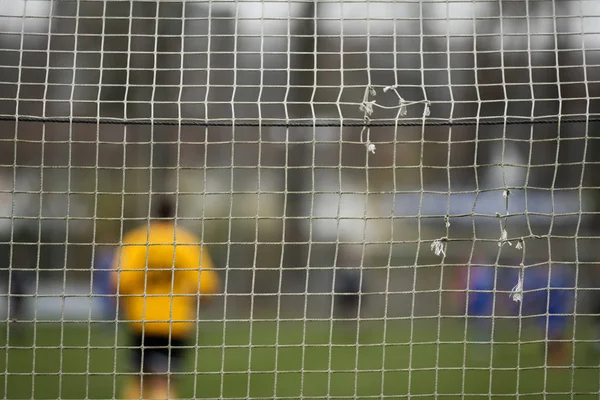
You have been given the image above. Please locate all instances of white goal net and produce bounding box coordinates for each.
[1,0,599,399]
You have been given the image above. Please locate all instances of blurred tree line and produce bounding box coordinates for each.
[0,0,598,316]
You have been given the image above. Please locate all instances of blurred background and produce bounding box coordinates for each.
[0,0,598,324]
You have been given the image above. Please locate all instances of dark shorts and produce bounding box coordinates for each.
[127,332,189,375]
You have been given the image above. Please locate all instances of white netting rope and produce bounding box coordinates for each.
[0,0,598,399]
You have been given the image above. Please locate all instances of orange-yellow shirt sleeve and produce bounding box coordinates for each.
[173,231,220,297]
[111,227,147,295]
[198,246,220,296]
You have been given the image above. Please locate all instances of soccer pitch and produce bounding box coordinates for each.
[1,318,599,399]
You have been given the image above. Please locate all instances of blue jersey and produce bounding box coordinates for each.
[452,262,506,317]
[465,265,496,317]
[452,264,503,343]
[92,247,116,320]
[506,264,574,339]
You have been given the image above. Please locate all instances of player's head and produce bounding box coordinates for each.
[153,196,176,220]
[334,269,363,295]
[333,268,366,319]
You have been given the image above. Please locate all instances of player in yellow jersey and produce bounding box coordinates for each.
[111,197,220,399]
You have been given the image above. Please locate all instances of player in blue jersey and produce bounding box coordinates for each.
[506,263,575,365]
[451,259,499,344]
[453,257,575,364]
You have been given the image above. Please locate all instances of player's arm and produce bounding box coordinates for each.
[176,243,220,297]
[110,229,148,295]
[111,247,147,295]
[198,247,220,296]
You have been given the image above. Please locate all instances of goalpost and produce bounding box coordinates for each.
[1,0,599,398]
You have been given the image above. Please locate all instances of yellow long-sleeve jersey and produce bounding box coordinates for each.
[111,222,220,338]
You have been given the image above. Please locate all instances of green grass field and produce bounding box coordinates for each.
[1,318,599,399]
